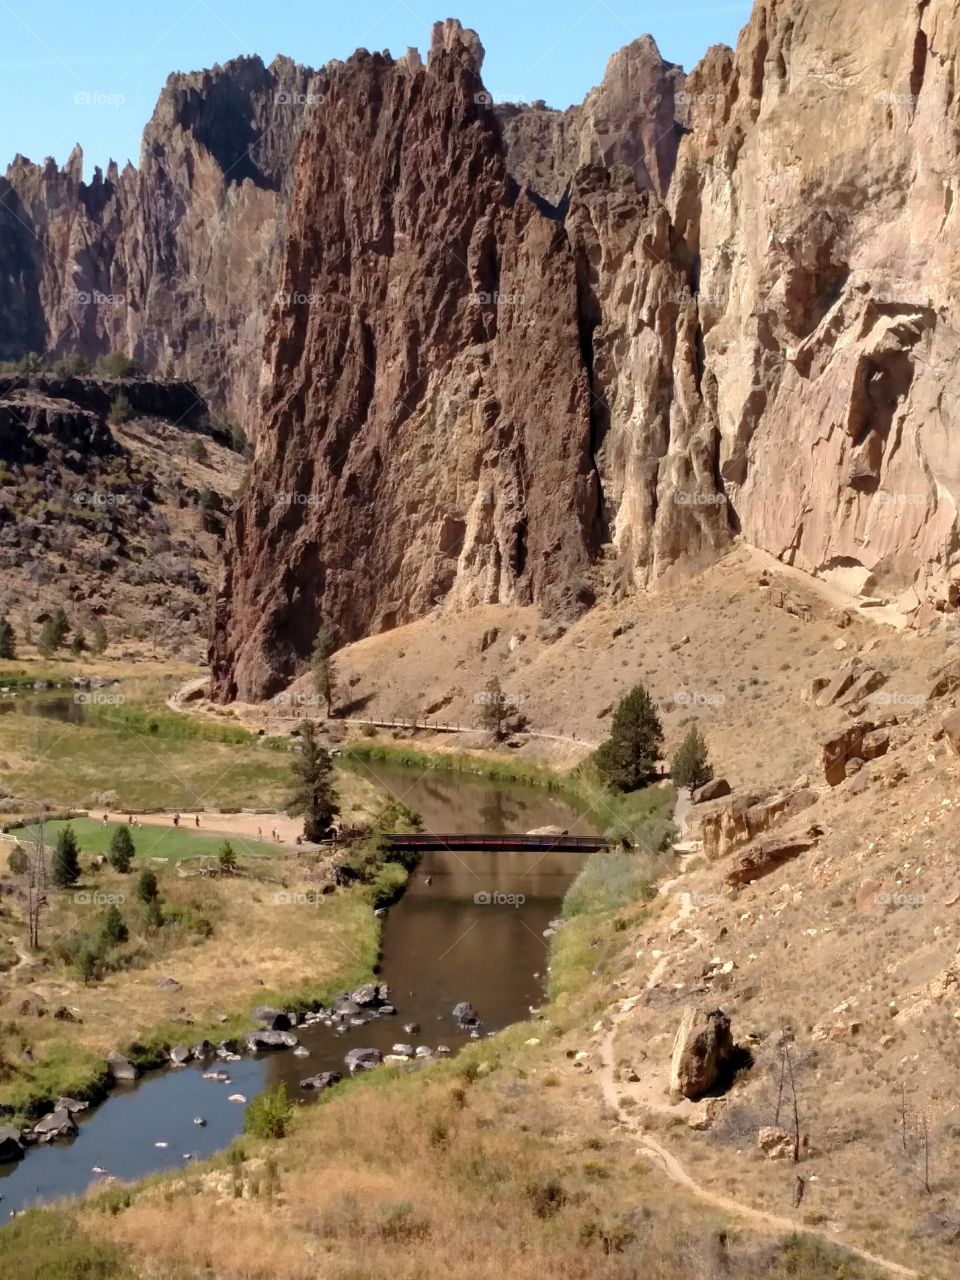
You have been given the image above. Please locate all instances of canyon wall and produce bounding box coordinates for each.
[0,55,320,433]
[1,2,957,700]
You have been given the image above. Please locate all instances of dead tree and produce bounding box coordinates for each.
[782,1040,802,1164]
[26,806,47,950]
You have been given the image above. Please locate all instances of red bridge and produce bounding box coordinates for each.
[384,833,610,854]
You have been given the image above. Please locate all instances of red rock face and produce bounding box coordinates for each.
[210,24,602,699]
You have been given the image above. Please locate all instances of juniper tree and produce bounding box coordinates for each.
[52,824,81,887]
[594,684,664,792]
[671,722,714,790]
[286,719,339,842]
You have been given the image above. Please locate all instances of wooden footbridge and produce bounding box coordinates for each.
[384,833,611,854]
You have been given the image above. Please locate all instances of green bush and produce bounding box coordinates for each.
[108,824,135,872]
[107,391,132,424]
[562,850,660,918]
[244,1082,294,1140]
[1,1210,133,1279]
[52,824,81,887]
[671,722,713,790]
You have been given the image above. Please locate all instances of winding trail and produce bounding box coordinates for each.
[593,890,921,1279]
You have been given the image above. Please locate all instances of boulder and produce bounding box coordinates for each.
[726,825,823,888]
[697,788,815,860]
[300,1071,342,1091]
[33,1107,77,1142]
[169,1045,192,1065]
[17,997,47,1018]
[106,1050,138,1082]
[0,1124,24,1162]
[452,1001,479,1026]
[758,1125,797,1159]
[692,778,731,804]
[244,1029,299,1053]
[250,1004,290,1030]
[819,721,889,785]
[815,659,861,708]
[670,1007,739,1101]
[351,983,381,1007]
[345,1047,382,1073]
[838,667,887,707]
[155,976,182,992]
[54,1096,89,1115]
[52,1005,80,1022]
[942,708,960,757]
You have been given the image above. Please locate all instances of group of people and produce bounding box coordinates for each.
[171,813,201,828]
[256,826,284,843]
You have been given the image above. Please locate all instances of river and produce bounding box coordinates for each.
[0,758,598,1217]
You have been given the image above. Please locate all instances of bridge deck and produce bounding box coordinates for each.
[383,833,610,853]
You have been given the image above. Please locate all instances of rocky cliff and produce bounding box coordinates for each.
[0,55,320,433]
[212,3,960,698]
[3,3,958,701]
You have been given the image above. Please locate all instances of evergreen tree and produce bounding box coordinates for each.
[51,824,81,887]
[69,629,86,656]
[108,824,135,872]
[144,897,164,931]
[671,723,714,791]
[91,620,108,655]
[100,904,128,947]
[477,675,509,739]
[0,615,16,659]
[286,719,340,842]
[594,684,664,792]
[38,606,70,655]
[135,868,159,903]
[310,623,337,717]
[218,840,238,871]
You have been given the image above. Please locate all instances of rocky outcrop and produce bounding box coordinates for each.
[1,56,319,434]
[819,721,891,786]
[696,787,816,861]
[210,24,602,698]
[669,1006,739,1100]
[726,823,823,888]
[496,36,686,205]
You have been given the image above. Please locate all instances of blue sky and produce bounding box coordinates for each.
[0,0,752,174]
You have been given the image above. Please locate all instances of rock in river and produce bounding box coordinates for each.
[300,1071,342,1092]
[106,1050,138,1082]
[243,1030,299,1053]
[0,1125,24,1162]
[33,1108,77,1143]
[345,1047,382,1074]
[250,1005,291,1030]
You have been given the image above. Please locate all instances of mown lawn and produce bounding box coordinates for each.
[11,816,280,862]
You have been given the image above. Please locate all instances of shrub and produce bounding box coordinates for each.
[96,350,141,378]
[8,845,28,876]
[218,840,238,871]
[107,391,132,424]
[135,869,158,903]
[244,1083,294,1140]
[563,850,660,917]
[38,606,70,655]
[99,904,128,948]
[0,615,16,659]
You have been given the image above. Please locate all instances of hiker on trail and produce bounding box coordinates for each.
[173,813,180,828]
[257,826,262,840]
[195,815,200,828]
[127,814,133,824]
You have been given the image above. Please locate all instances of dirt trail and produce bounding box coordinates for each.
[595,918,921,1279]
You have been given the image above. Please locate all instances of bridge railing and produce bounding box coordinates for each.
[383,833,611,852]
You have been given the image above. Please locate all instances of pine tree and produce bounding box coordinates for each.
[135,868,159,903]
[594,684,664,792]
[100,904,128,947]
[38,606,70,655]
[286,719,340,841]
[108,824,135,872]
[218,840,238,871]
[52,824,81,887]
[91,620,108,655]
[310,624,337,717]
[671,723,714,791]
[0,615,16,659]
[477,675,509,739]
